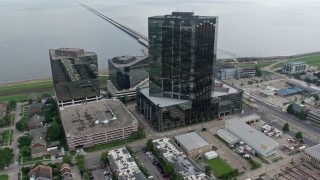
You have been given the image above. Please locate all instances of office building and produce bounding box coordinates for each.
[153,138,211,179]
[108,147,147,180]
[306,108,320,127]
[282,61,308,74]
[137,12,218,131]
[107,55,149,99]
[225,118,279,157]
[49,48,101,107]
[174,132,212,158]
[216,67,256,80]
[59,99,138,151]
[304,144,320,169]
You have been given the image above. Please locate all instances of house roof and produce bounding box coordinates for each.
[28,115,44,129]
[28,103,44,117]
[29,165,52,180]
[31,131,46,147]
[31,146,47,156]
[29,126,47,137]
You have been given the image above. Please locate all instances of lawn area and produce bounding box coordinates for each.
[99,76,109,89]
[0,92,55,102]
[21,155,51,165]
[0,174,8,180]
[1,130,13,146]
[236,62,273,68]
[205,157,234,178]
[84,138,144,152]
[272,55,320,69]
[0,80,53,94]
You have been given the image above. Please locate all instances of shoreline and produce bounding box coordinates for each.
[0,70,109,87]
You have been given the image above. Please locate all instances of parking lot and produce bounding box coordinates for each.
[84,154,112,180]
[136,149,166,180]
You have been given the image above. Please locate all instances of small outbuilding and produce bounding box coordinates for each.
[204,151,218,160]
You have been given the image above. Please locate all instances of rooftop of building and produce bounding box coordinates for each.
[49,48,96,60]
[108,55,148,68]
[226,118,279,148]
[108,147,147,180]
[308,108,320,117]
[238,114,260,123]
[139,86,191,108]
[212,80,239,97]
[153,138,209,179]
[305,144,320,160]
[29,165,52,180]
[174,132,211,151]
[283,61,306,66]
[217,129,239,144]
[59,99,138,138]
[150,12,217,20]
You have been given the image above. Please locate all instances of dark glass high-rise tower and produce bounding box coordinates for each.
[148,12,218,123]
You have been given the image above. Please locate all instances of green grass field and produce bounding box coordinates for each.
[1,130,13,146]
[272,55,320,69]
[205,157,234,178]
[0,76,108,102]
[0,175,8,180]
[236,62,273,68]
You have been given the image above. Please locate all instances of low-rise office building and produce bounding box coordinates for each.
[107,55,149,99]
[304,144,320,169]
[282,61,308,74]
[153,138,211,180]
[174,132,212,158]
[108,147,147,180]
[59,99,138,151]
[225,117,279,157]
[306,108,320,127]
[216,67,256,80]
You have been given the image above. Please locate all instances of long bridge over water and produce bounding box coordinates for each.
[78,2,149,47]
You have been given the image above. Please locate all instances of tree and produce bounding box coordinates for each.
[20,146,31,157]
[18,135,32,148]
[282,123,290,133]
[16,118,28,132]
[62,155,72,165]
[48,120,62,140]
[8,100,17,111]
[255,66,262,77]
[295,131,303,140]
[204,165,212,176]
[0,148,14,170]
[83,172,89,180]
[100,152,109,164]
[146,139,153,151]
[164,162,173,174]
[130,128,145,139]
[299,110,305,120]
[286,104,293,114]
[314,94,320,101]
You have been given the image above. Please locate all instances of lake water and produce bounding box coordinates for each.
[0,0,319,83]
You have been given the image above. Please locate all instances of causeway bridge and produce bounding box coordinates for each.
[78,2,149,47]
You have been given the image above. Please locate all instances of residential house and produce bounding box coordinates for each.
[30,131,47,158]
[60,163,73,180]
[29,165,52,180]
[292,103,305,114]
[29,103,44,118]
[28,114,45,130]
[0,102,7,119]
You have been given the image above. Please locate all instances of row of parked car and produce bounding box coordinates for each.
[145,150,171,179]
[231,141,257,160]
[260,124,284,139]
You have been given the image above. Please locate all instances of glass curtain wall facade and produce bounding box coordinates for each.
[148,12,218,124]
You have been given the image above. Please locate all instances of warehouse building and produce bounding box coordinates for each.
[174,132,212,158]
[225,118,279,157]
[304,144,320,169]
[153,138,211,180]
[59,99,138,151]
[108,147,147,180]
[216,129,240,145]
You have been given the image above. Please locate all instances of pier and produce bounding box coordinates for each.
[78,2,149,47]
